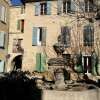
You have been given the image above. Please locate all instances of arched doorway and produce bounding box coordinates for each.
[11,55,23,71]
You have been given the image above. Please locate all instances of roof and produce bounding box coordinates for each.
[24,0,56,3]
[10,0,23,6]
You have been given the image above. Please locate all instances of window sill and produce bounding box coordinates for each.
[0,20,7,25]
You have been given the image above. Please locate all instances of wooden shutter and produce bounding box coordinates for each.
[0,32,5,48]
[36,53,41,72]
[0,60,4,72]
[83,25,94,46]
[84,26,89,46]
[71,0,76,13]
[32,27,38,46]
[57,0,62,15]
[79,1,85,12]
[41,54,46,72]
[42,27,46,46]
[61,26,70,47]
[47,1,51,15]
[17,20,20,30]
[36,53,46,72]
[0,5,2,20]
[0,5,5,22]
[34,2,40,16]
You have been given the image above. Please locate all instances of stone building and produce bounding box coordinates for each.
[7,0,100,75]
[0,0,9,72]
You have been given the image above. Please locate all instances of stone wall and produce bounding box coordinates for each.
[42,89,100,100]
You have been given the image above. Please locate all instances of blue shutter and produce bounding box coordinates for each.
[79,1,85,12]
[57,0,62,15]
[0,60,4,72]
[0,32,5,48]
[47,1,51,15]
[32,27,38,46]
[34,2,40,16]
[71,0,76,13]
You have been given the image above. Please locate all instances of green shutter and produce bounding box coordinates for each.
[71,0,76,13]
[0,60,4,72]
[47,1,51,15]
[34,2,40,16]
[36,53,46,72]
[0,32,5,48]
[57,0,62,15]
[17,20,20,30]
[41,54,46,72]
[42,27,46,46]
[32,27,38,46]
[36,53,41,72]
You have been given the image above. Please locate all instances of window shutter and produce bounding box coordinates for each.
[17,20,20,30]
[34,2,40,16]
[66,27,71,47]
[0,32,5,48]
[0,5,5,22]
[71,0,76,13]
[0,60,4,72]
[84,25,94,46]
[47,1,51,15]
[0,6,2,20]
[57,0,62,15]
[84,26,89,46]
[36,53,41,72]
[91,26,94,45]
[41,54,46,72]
[79,1,85,12]
[61,26,70,47]
[42,27,46,46]
[32,27,38,46]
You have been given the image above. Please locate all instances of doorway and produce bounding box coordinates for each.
[12,55,23,71]
[83,56,92,73]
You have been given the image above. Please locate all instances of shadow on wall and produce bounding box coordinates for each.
[0,71,42,100]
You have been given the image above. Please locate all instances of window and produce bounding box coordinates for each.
[57,0,76,15]
[0,5,6,23]
[32,27,46,46]
[35,1,51,16]
[36,53,46,72]
[63,0,72,13]
[83,25,94,46]
[0,32,5,48]
[85,0,94,12]
[40,2,47,15]
[0,60,5,72]
[83,56,92,73]
[21,6,25,14]
[17,19,24,33]
[13,39,23,53]
[61,26,71,47]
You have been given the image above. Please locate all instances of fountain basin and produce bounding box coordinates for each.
[42,88,100,100]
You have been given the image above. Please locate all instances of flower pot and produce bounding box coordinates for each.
[97,63,100,75]
[92,65,97,76]
[74,65,83,73]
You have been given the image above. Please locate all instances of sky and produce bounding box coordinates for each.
[10,0,23,6]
